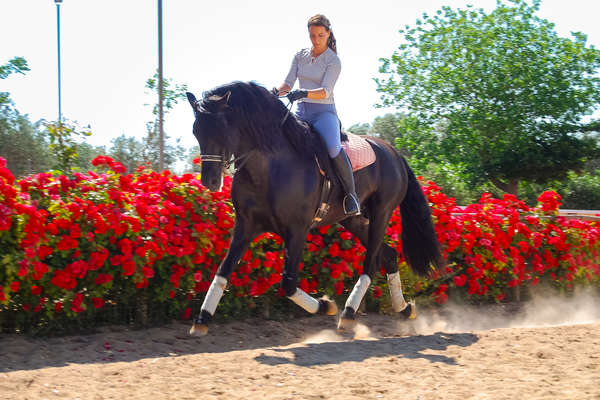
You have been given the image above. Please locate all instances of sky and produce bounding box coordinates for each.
[2,0,600,171]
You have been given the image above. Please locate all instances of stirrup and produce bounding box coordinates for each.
[343,194,361,216]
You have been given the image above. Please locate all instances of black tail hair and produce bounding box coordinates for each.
[399,158,445,276]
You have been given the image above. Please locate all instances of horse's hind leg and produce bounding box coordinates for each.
[381,245,416,319]
[283,230,338,316]
[337,206,394,330]
[338,215,414,331]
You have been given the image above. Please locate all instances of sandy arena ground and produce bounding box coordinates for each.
[1,295,599,400]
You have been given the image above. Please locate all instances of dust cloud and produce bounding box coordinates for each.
[398,288,600,336]
[297,289,599,342]
[301,322,378,344]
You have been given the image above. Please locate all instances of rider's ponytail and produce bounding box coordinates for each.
[307,14,337,54]
[327,31,337,54]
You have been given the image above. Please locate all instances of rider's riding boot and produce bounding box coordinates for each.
[331,149,361,216]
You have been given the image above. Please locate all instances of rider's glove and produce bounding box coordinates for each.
[271,87,280,96]
[287,89,308,102]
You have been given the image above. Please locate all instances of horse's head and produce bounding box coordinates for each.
[186,90,240,192]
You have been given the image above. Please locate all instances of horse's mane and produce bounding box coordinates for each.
[201,81,320,159]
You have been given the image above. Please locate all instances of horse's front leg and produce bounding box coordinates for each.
[283,230,338,316]
[190,220,254,336]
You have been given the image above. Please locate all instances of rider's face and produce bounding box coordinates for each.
[309,25,330,51]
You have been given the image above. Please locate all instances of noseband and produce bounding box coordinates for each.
[199,153,250,174]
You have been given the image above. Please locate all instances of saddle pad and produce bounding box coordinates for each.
[341,132,376,172]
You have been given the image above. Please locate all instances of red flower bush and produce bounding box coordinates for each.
[0,155,599,333]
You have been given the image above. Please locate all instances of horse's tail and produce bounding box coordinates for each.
[399,157,445,276]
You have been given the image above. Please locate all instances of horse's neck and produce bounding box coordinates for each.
[236,138,306,180]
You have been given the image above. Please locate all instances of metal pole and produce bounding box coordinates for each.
[56,0,62,125]
[158,0,164,171]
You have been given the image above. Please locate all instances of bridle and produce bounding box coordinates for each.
[199,153,250,175]
[193,98,251,175]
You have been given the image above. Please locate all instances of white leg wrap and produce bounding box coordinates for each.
[387,272,407,312]
[201,275,228,315]
[345,274,371,312]
[288,288,320,314]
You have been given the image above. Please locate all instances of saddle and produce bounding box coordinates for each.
[315,131,376,176]
[311,131,376,227]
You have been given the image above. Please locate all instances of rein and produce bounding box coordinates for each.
[279,97,295,128]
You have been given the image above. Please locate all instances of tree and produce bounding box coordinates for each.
[184,145,201,173]
[44,121,92,173]
[108,134,144,174]
[75,142,106,172]
[347,114,406,147]
[376,0,600,194]
[0,57,55,177]
[347,122,370,136]
[0,57,29,106]
[143,73,188,171]
[0,108,52,177]
[371,113,406,146]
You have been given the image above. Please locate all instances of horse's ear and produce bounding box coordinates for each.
[186,92,198,110]
[206,90,231,110]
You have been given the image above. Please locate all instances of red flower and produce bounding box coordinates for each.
[453,274,467,287]
[66,260,89,279]
[328,243,340,258]
[334,280,344,295]
[71,293,85,313]
[299,279,309,293]
[373,286,382,299]
[10,281,19,293]
[91,297,105,309]
[111,162,126,174]
[142,266,155,279]
[95,273,113,285]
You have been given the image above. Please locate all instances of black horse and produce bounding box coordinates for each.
[186,81,443,335]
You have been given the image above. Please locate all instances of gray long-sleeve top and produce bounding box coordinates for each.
[284,47,341,105]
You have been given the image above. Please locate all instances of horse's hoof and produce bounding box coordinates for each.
[318,297,338,316]
[189,323,208,336]
[337,307,357,331]
[337,317,357,331]
[399,302,417,320]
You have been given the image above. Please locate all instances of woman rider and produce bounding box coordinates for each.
[274,14,360,216]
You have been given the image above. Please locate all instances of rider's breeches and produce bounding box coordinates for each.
[296,102,341,158]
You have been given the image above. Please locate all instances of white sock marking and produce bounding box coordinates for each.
[387,272,407,312]
[288,288,320,314]
[201,275,228,315]
[345,274,371,312]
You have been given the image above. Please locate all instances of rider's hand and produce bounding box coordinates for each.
[287,89,308,102]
